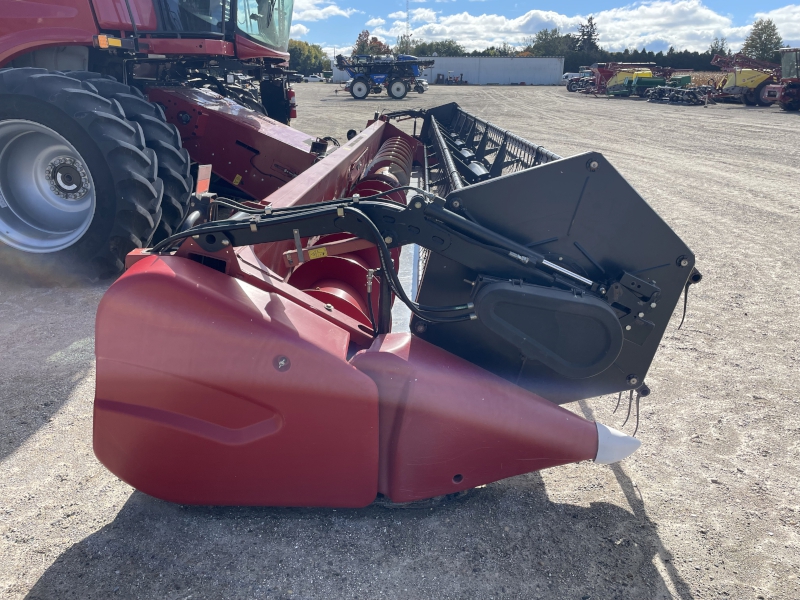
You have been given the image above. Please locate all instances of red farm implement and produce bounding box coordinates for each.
[93,103,700,506]
[0,0,700,507]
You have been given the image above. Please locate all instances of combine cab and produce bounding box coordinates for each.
[92,102,700,506]
[763,48,800,111]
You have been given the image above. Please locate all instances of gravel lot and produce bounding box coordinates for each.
[1,84,798,600]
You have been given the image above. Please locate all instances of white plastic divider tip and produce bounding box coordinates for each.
[594,422,642,464]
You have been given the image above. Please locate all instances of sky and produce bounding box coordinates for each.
[288,0,800,57]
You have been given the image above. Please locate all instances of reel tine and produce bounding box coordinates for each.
[613,391,623,414]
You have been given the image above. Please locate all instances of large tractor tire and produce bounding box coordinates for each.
[64,71,193,244]
[387,79,408,100]
[0,68,164,277]
[754,81,773,107]
[779,100,800,111]
[350,78,370,100]
[566,81,578,92]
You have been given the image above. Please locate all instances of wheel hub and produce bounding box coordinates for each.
[0,119,97,253]
[45,157,90,199]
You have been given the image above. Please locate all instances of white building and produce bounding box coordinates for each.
[418,56,563,85]
[331,56,564,86]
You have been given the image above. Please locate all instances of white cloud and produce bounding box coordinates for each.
[369,1,800,52]
[593,0,748,51]
[755,5,800,44]
[411,8,438,22]
[294,0,360,22]
[365,17,386,27]
[290,23,310,36]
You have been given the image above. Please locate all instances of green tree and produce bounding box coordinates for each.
[411,39,466,57]
[472,42,518,57]
[741,18,783,62]
[351,30,392,55]
[288,39,329,74]
[352,30,371,55]
[394,33,414,55]
[577,16,599,52]
[524,28,577,56]
[708,36,730,56]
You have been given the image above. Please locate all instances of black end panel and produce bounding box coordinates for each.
[412,151,694,404]
[475,281,624,380]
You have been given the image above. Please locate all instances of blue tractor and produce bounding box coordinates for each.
[336,54,434,99]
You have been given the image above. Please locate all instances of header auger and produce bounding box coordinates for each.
[93,102,701,507]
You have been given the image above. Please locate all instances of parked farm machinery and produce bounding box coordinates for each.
[763,48,800,111]
[335,54,434,100]
[565,67,594,92]
[710,53,781,106]
[646,75,715,105]
[576,63,692,97]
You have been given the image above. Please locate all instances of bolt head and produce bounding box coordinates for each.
[638,312,645,318]
[414,322,427,334]
[650,302,657,308]
[414,201,422,209]
[451,200,461,209]
[324,303,333,312]
[625,325,632,331]
[384,236,393,244]
[680,259,689,267]
[598,286,607,295]
[629,377,638,386]
[221,239,230,246]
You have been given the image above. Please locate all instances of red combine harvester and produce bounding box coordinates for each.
[763,48,800,111]
[0,0,300,275]
[0,1,701,507]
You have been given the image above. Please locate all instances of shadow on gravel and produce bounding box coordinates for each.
[26,472,693,599]
[0,246,100,288]
[0,247,104,461]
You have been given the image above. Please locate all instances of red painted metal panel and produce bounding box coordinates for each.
[91,0,157,31]
[138,38,234,56]
[235,34,289,63]
[94,254,380,506]
[352,334,599,503]
[148,86,316,202]
[0,0,97,65]
[253,120,420,278]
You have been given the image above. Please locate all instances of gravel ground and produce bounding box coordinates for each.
[1,84,798,600]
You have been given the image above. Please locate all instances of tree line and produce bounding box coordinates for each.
[288,17,786,74]
[344,18,784,72]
